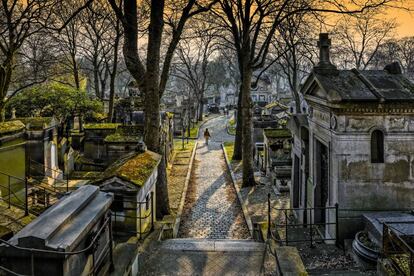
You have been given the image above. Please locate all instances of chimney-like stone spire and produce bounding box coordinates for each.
[314,33,337,74]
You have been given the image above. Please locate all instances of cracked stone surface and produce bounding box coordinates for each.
[177,116,250,239]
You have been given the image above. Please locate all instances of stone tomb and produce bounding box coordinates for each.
[0,185,114,276]
[21,117,63,180]
[363,212,414,245]
[289,33,414,242]
[93,150,161,239]
[263,128,292,192]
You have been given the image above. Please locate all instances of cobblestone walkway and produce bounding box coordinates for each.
[178,117,250,239]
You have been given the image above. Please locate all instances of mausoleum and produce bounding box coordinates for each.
[289,33,414,241]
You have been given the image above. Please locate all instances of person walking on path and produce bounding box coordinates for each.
[204,128,211,145]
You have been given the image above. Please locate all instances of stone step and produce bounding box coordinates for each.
[161,238,265,252]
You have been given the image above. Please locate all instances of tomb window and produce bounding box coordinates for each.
[371,130,384,163]
[112,194,124,212]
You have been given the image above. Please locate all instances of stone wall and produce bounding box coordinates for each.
[333,113,414,210]
[308,105,414,240]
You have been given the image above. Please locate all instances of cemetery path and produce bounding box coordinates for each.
[177,115,250,239]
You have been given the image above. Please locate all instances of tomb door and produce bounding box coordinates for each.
[292,155,300,208]
[314,140,329,225]
[300,127,310,224]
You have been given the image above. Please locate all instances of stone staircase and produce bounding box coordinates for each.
[139,239,267,275]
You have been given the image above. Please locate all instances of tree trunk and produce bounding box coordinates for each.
[292,88,302,114]
[93,58,100,98]
[232,84,243,160]
[0,102,5,122]
[144,0,164,152]
[100,70,108,99]
[108,71,116,122]
[108,25,121,123]
[240,64,255,187]
[146,0,170,218]
[198,100,204,121]
[72,55,80,90]
[0,61,13,122]
[156,147,170,218]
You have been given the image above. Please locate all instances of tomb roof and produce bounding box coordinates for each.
[303,66,414,104]
[83,123,120,130]
[98,150,161,187]
[104,125,143,143]
[16,117,56,130]
[7,185,113,252]
[0,120,25,136]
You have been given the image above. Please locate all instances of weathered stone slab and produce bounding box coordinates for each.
[363,212,414,244]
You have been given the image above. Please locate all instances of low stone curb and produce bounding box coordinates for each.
[172,141,198,238]
[221,143,254,238]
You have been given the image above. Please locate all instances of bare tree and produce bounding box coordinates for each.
[273,12,317,113]
[107,0,218,217]
[333,11,397,70]
[51,0,85,89]
[173,22,218,121]
[106,15,123,122]
[80,1,113,98]
[370,40,401,69]
[398,37,414,80]
[0,0,55,120]
[213,0,401,187]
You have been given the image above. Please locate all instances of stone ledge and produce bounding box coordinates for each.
[161,239,265,252]
[267,240,307,276]
[221,143,254,238]
[173,141,198,238]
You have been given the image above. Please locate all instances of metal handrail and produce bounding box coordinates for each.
[267,193,339,247]
[29,158,62,176]
[0,183,41,217]
[0,171,25,182]
[0,171,59,216]
[29,159,69,192]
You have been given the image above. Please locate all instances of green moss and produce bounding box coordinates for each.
[104,133,139,143]
[264,128,291,138]
[104,126,143,143]
[185,122,201,138]
[173,139,196,152]
[103,151,161,186]
[223,141,234,162]
[16,117,53,129]
[166,112,174,119]
[83,123,120,130]
[0,120,25,136]
[70,171,102,179]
